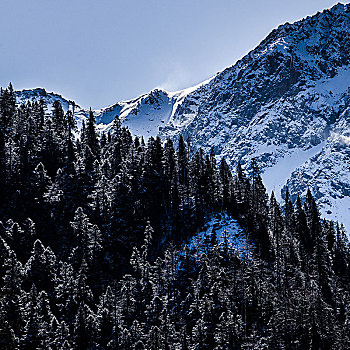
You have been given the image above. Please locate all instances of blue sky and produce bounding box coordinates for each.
[0,0,344,108]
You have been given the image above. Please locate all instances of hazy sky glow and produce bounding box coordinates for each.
[0,0,345,108]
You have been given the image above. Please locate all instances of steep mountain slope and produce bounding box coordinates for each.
[157,3,350,231]
[14,3,350,231]
[157,3,350,230]
[91,78,213,137]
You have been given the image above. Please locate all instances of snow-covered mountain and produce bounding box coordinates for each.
[14,3,350,232]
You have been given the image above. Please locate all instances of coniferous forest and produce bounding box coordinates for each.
[0,83,349,349]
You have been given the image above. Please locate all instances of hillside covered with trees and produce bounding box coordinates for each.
[0,84,349,349]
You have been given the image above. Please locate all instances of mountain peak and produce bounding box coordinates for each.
[328,2,347,14]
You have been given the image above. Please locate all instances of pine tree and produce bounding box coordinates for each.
[219,157,233,212]
[304,189,321,252]
[86,108,99,157]
[0,241,24,342]
[21,285,42,350]
[54,261,77,325]
[248,158,270,259]
[52,100,67,140]
[233,161,250,219]
[177,135,188,188]
[24,239,57,294]
[70,207,102,266]
[73,303,96,349]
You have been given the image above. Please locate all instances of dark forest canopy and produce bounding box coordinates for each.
[0,84,349,349]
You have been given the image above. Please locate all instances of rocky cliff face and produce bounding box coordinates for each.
[14,3,350,231]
